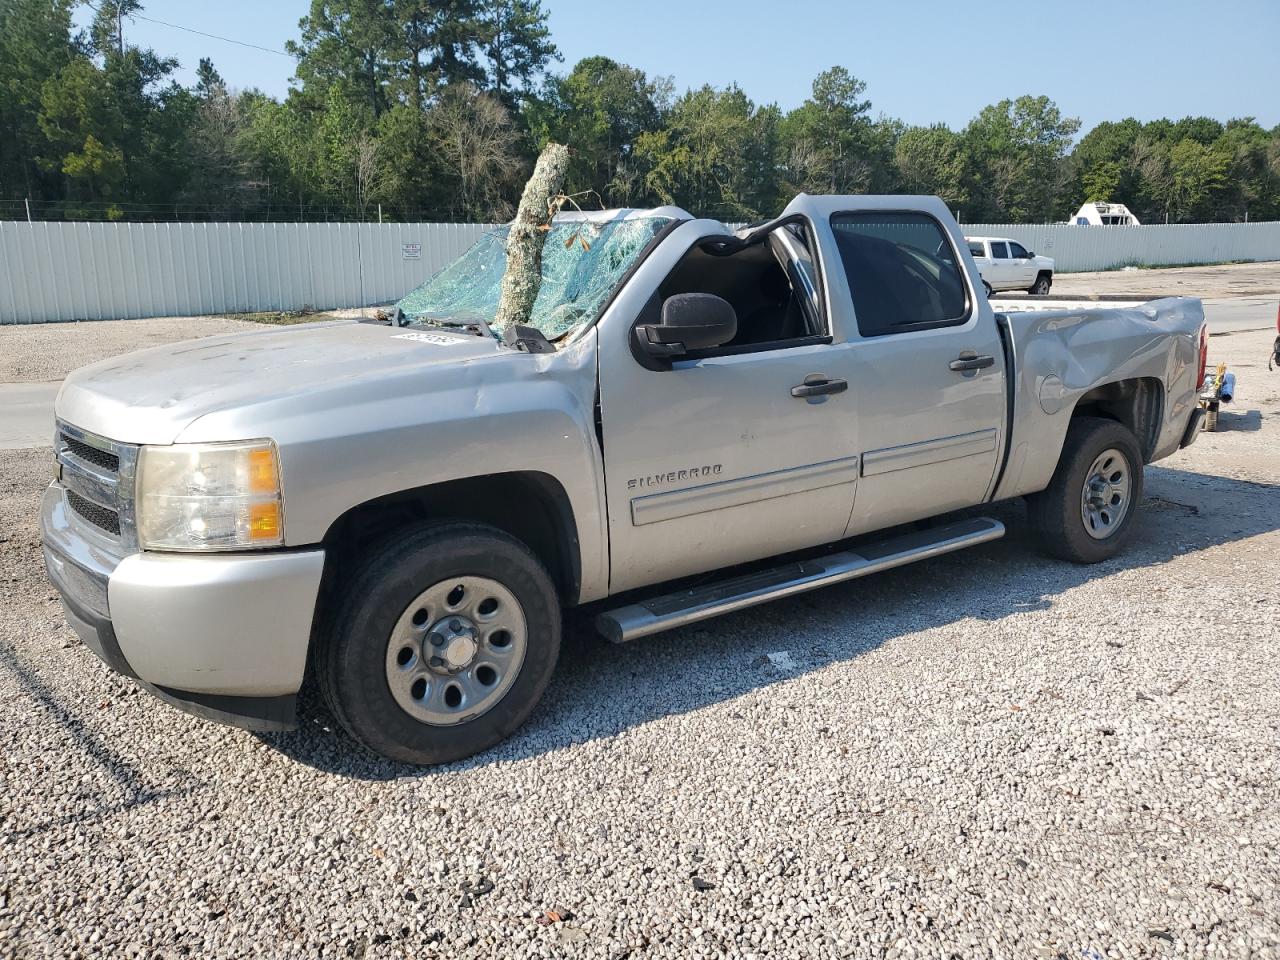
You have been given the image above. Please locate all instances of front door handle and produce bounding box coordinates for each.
[949,354,995,372]
[791,376,848,398]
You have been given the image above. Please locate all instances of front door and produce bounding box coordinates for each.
[821,207,1008,535]
[597,223,859,594]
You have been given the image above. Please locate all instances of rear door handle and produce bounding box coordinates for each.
[791,376,848,398]
[949,355,995,372]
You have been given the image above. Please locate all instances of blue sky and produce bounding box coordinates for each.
[76,0,1280,133]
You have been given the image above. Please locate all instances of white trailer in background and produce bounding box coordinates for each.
[1070,202,1141,226]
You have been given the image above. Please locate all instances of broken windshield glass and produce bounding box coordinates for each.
[395,215,673,343]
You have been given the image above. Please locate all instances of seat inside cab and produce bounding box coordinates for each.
[652,225,825,350]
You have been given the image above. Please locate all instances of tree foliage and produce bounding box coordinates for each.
[2,4,1277,225]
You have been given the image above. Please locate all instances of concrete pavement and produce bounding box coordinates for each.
[1202,297,1279,335]
[0,381,59,450]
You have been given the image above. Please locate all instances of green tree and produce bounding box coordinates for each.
[0,0,77,202]
[894,124,968,211]
[376,102,450,216]
[427,81,521,220]
[1168,138,1230,221]
[530,56,671,205]
[636,84,778,220]
[477,0,558,105]
[390,0,484,111]
[962,95,1079,221]
[290,0,399,117]
[1070,118,1142,205]
[779,67,874,195]
[195,57,225,99]
[238,93,324,218]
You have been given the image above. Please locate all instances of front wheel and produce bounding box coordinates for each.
[1026,417,1143,564]
[319,522,561,764]
[1028,273,1052,295]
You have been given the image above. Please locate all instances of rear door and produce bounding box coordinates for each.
[806,200,1008,534]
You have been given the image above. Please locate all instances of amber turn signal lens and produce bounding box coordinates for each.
[248,447,279,495]
[248,501,282,541]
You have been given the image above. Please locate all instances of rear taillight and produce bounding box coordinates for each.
[1196,325,1208,391]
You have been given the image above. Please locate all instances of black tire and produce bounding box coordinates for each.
[1026,417,1144,564]
[982,280,993,297]
[318,522,560,765]
[1028,273,1052,295]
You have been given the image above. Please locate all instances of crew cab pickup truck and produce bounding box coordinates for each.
[966,235,1055,295]
[42,195,1208,764]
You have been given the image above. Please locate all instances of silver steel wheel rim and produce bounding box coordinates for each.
[384,575,527,726]
[1080,447,1131,540]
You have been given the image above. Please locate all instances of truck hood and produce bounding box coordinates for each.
[56,321,506,445]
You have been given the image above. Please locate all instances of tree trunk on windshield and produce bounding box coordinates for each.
[494,142,570,330]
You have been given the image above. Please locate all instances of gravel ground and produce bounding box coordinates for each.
[0,316,259,383]
[0,308,383,383]
[1052,262,1280,299]
[1,330,1278,959]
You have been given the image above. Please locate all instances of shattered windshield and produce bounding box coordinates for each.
[396,216,673,343]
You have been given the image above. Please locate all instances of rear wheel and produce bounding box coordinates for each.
[982,280,993,297]
[1026,417,1143,564]
[319,522,561,764]
[1028,273,1052,295]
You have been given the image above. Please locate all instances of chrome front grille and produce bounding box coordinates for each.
[66,490,121,535]
[63,435,120,473]
[55,422,138,550]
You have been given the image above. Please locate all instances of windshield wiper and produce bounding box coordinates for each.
[412,314,500,341]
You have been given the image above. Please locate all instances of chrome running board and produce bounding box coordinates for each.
[596,517,1004,643]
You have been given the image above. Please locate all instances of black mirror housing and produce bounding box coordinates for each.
[636,293,738,364]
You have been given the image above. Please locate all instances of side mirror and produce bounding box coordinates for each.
[635,293,737,361]
[1025,251,1035,258]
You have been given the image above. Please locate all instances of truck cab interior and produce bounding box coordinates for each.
[642,223,827,353]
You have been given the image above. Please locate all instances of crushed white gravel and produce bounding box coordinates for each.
[0,329,1277,959]
[0,316,259,383]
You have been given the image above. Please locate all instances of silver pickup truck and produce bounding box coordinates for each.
[41,195,1208,764]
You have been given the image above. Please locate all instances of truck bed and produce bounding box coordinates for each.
[988,293,1180,313]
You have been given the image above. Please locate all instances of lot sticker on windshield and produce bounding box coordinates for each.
[392,332,467,346]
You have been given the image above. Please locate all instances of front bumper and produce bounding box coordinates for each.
[40,483,324,731]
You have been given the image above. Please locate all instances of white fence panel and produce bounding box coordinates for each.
[3,218,1278,324]
[0,220,491,324]
[960,221,1280,272]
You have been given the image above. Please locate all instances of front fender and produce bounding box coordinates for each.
[177,330,609,602]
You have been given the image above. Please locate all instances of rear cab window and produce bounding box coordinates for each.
[990,241,1010,259]
[830,211,970,338]
[968,240,986,258]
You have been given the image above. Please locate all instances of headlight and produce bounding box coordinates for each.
[137,440,284,551]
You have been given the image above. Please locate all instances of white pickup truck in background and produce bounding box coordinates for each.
[967,236,1055,296]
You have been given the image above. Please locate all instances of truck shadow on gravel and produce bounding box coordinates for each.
[1214,409,1262,432]
[261,464,1280,780]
